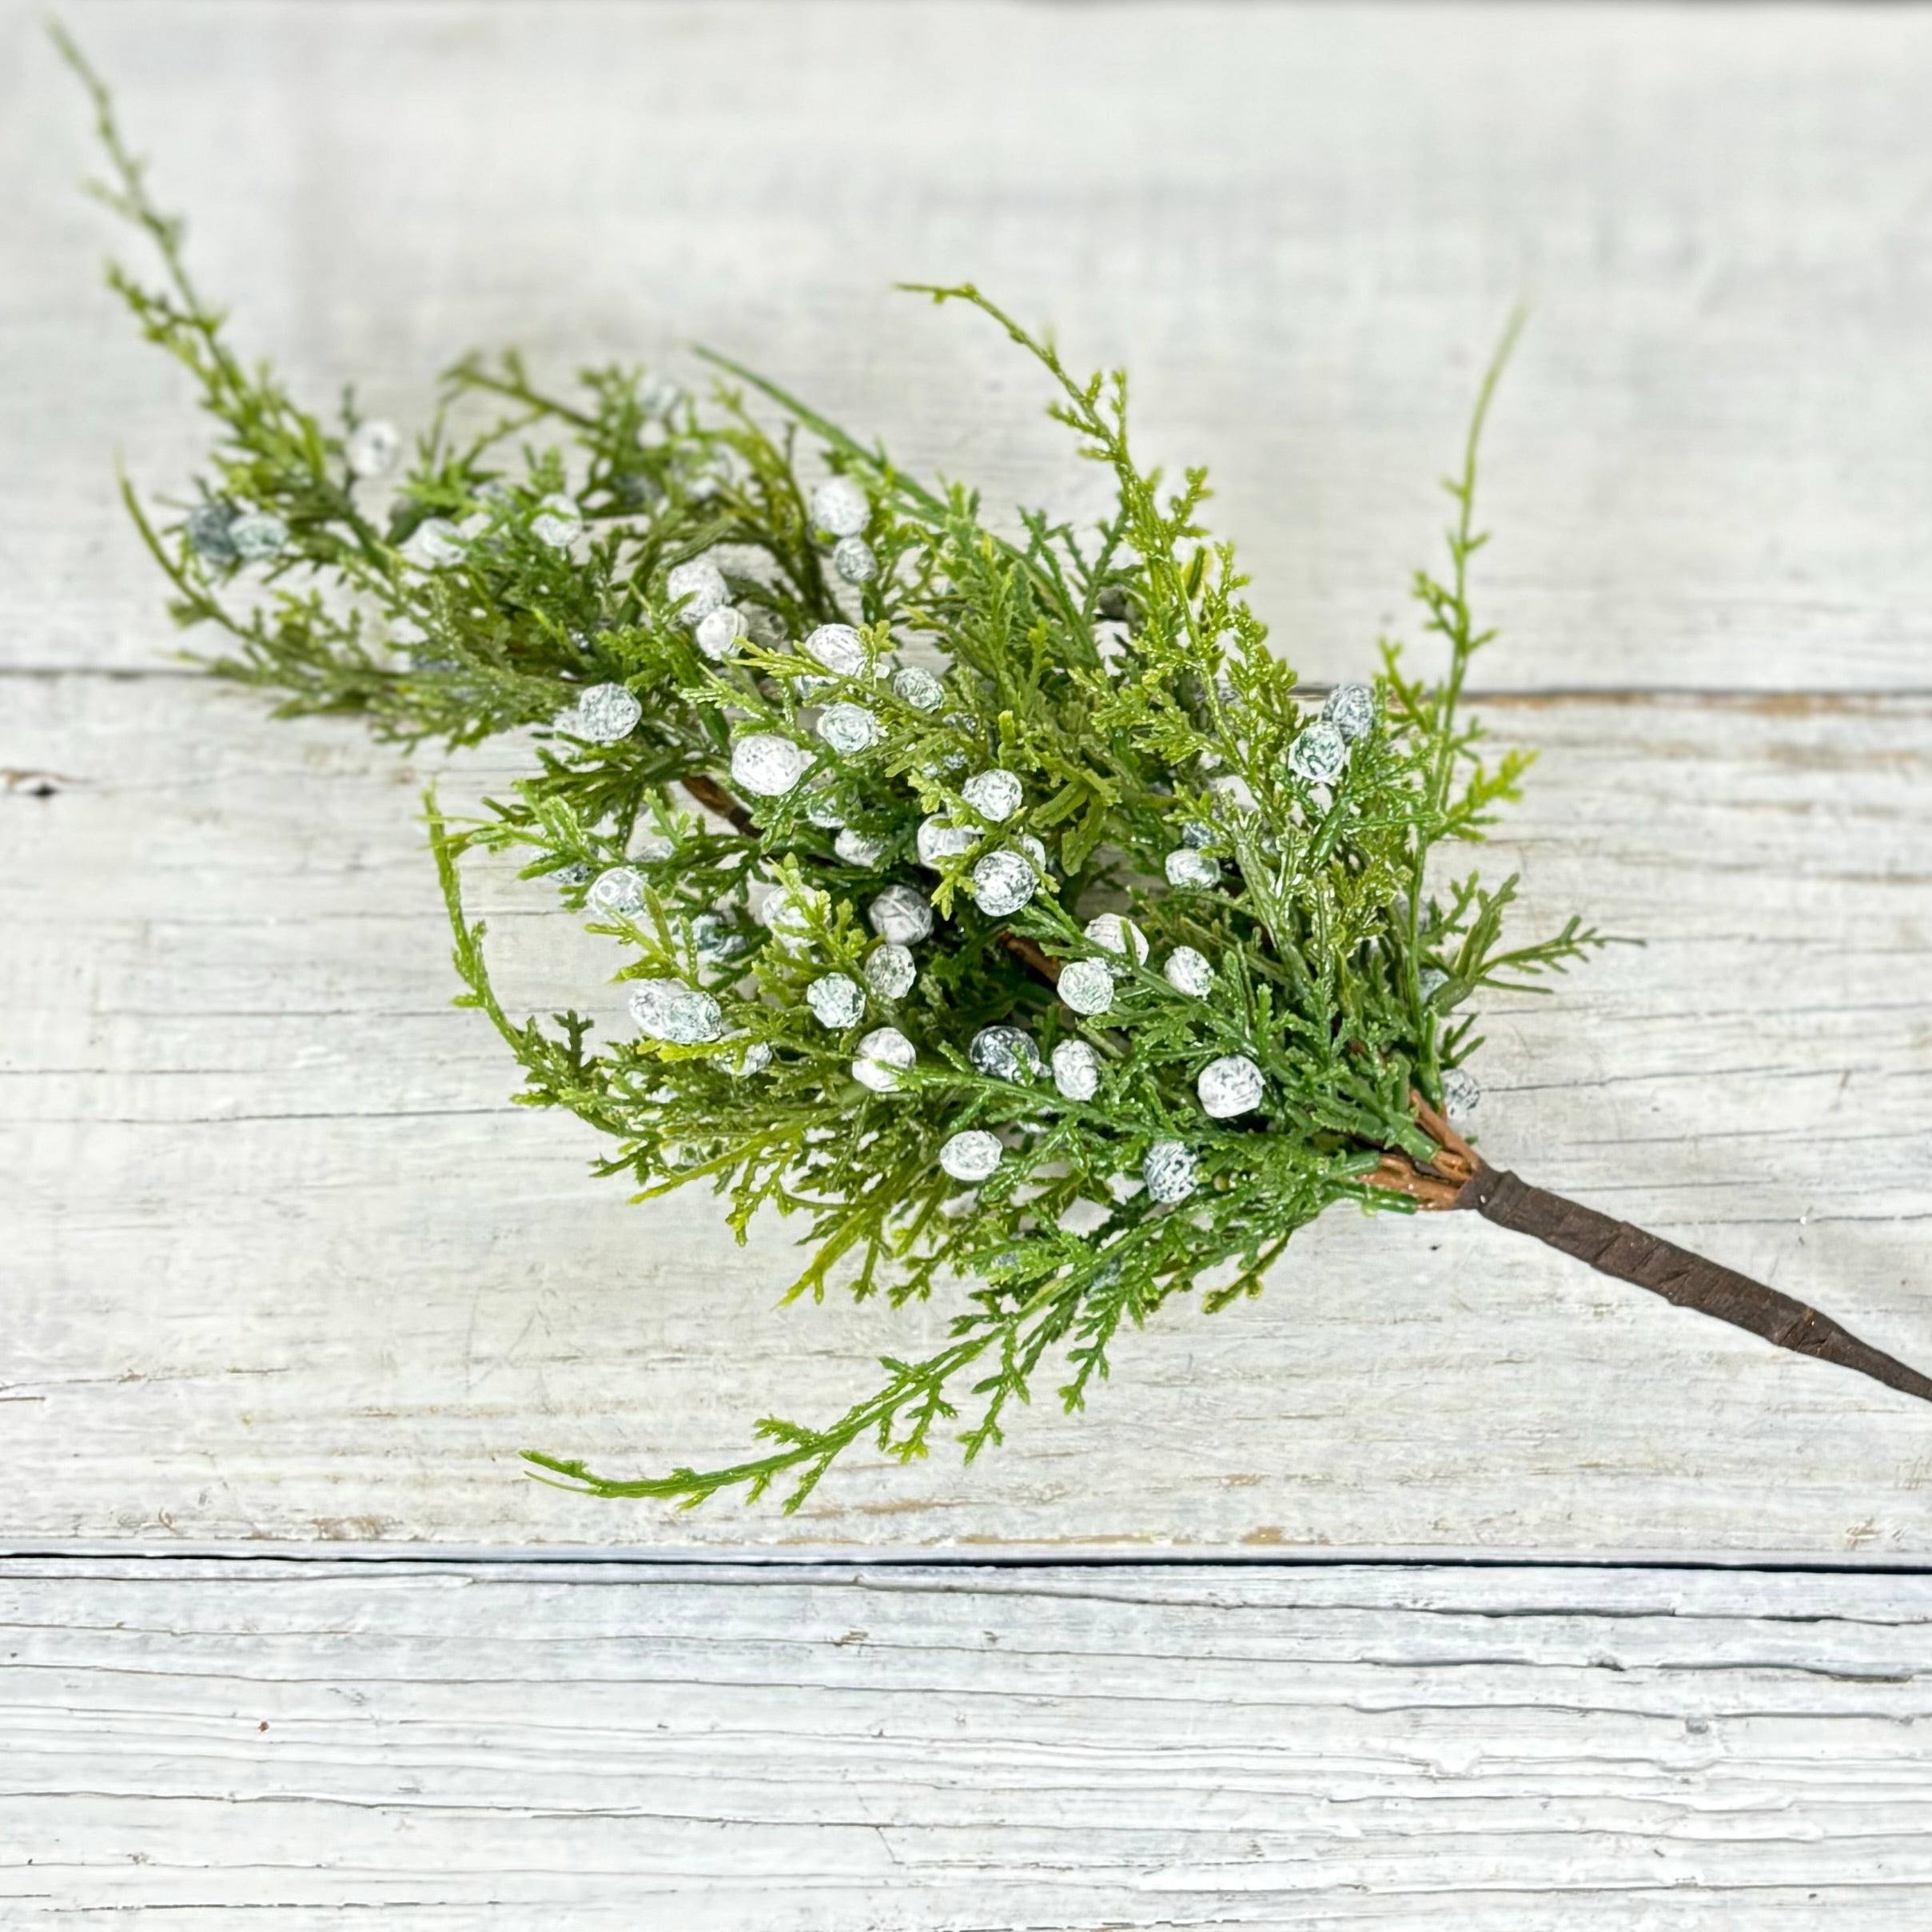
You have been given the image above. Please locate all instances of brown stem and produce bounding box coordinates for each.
[1368,1090,1932,1407]
[679,772,757,838]
[1002,930,1062,984]
[1461,1166,1932,1407]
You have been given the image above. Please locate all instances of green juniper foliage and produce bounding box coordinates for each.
[68,34,1612,1508]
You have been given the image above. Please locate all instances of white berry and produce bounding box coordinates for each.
[1197,1054,1264,1119]
[1143,1139,1199,1205]
[803,623,868,678]
[1058,958,1115,1015]
[961,769,1022,823]
[806,973,866,1030]
[695,606,747,661]
[1083,913,1149,973]
[810,476,870,538]
[345,420,400,479]
[569,683,642,743]
[666,557,729,624]
[818,703,880,755]
[1163,946,1214,998]
[1165,848,1221,890]
[731,733,811,797]
[852,1026,916,1093]
[629,979,723,1045]
[970,849,1037,917]
[1050,1038,1101,1101]
[868,884,934,946]
[531,492,583,548]
[864,942,916,1000]
[939,1129,1002,1184]
[970,1026,1039,1083]
[891,664,946,711]
[832,536,878,584]
[834,827,889,868]
[1322,682,1377,743]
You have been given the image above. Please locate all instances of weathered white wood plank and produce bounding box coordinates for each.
[5,674,1930,1553]
[2,1557,1930,1925]
[10,2,1932,690]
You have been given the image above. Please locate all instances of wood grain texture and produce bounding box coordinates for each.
[6,675,1930,1554]
[11,2,1932,691]
[3,1556,1930,1926]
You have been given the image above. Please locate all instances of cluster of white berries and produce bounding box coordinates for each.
[581,510,1423,1216]
[1287,682,1377,786]
[187,500,288,566]
[810,476,878,587]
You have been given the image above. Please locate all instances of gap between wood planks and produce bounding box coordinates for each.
[3,665,1926,711]
[10,1547,1932,1578]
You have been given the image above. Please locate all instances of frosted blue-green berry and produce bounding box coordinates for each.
[630,979,723,1045]
[970,1026,1039,1083]
[570,683,643,743]
[695,606,747,661]
[691,911,749,962]
[761,888,823,954]
[1142,1139,1199,1205]
[229,512,288,560]
[891,664,945,711]
[806,973,866,1030]
[406,517,464,568]
[1322,682,1376,743]
[665,556,728,624]
[803,622,868,677]
[1083,913,1149,973]
[1288,719,1348,786]
[917,815,977,870]
[531,492,582,548]
[588,866,645,918]
[726,1036,772,1078]
[832,536,878,584]
[818,703,880,755]
[742,604,788,650]
[1165,848,1221,890]
[186,501,239,564]
[834,827,888,868]
[864,942,916,1000]
[1441,1066,1481,1122]
[970,848,1036,916]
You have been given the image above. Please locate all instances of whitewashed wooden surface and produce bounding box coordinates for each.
[7,3,1932,1918]
[6,1556,1932,1926]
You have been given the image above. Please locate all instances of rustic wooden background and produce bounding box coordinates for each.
[6,1,1932,1921]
